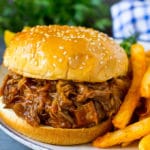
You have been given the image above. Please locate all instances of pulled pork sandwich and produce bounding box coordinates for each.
[0,25,130,145]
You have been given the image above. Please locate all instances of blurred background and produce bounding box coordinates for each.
[1,0,150,43]
[0,0,118,36]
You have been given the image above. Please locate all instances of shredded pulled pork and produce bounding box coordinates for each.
[0,71,130,128]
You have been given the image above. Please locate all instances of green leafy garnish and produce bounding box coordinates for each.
[120,35,137,56]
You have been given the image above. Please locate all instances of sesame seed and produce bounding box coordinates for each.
[53,55,57,59]
[41,59,46,65]
[68,57,72,61]
[58,58,63,62]
[79,66,84,69]
[53,63,56,67]
[109,37,114,41]
[44,33,49,38]
[46,71,51,76]
[37,51,44,56]
[70,34,74,38]
[65,30,69,33]
[42,38,46,42]
[110,56,113,59]
[91,42,96,45]
[63,51,67,55]
[102,47,106,50]
[85,55,89,60]
[32,59,38,65]
[118,59,121,63]
[98,42,101,46]
[82,62,86,65]
[36,42,40,48]
[100,61,104,64]
[59,46,64,50]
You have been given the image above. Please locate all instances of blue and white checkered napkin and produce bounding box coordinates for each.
[111,0,150,41]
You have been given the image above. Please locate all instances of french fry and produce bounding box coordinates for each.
[141,66,150,98]
[93,117,150,148]
[139,134,150,150]
[4,26,31,47]
[145,51,150,65]
[112,44,146,129]
[141,51,150,98]
[121,142,132,147]
[4,30,15,47]
[139,98,150,120]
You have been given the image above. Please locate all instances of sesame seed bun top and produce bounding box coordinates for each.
[3,25,128,82]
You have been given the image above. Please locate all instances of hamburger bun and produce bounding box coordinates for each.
[0,25,128,145]
[0,97,111,145]
[3,25,128,82]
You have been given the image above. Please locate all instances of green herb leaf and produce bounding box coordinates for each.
[120,35,137,56]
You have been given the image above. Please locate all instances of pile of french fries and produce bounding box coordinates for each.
[93,43,150,150]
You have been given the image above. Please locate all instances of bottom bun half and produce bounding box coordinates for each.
[0,97,112,145]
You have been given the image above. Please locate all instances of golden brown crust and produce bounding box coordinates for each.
[0,97,112,145]
[3,25,128,82]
